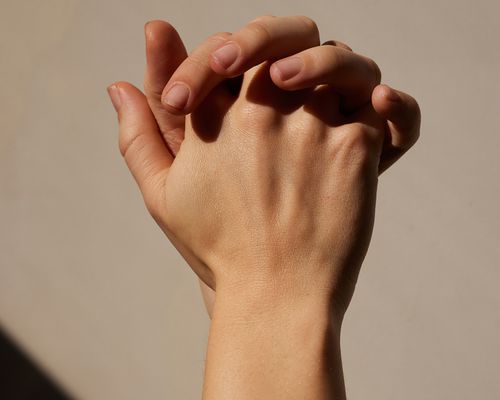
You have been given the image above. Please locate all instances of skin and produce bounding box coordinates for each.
[108,16,420,399]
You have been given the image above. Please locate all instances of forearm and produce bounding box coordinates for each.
[202,280,346,400]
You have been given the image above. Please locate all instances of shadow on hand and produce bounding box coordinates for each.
[191,62,346,143]
[246,62,344,127]
[190,76,242,143]
[245,62,309,115]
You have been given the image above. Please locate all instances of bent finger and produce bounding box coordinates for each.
[160,16,321,115]
[270,45,381,108]
[160,32,234,114]
[210,15,321,76]
[371,84,421,174]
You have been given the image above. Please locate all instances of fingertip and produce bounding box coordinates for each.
[269,64,296,91]
[210,42,242,76]
[144,20,180,52]
[144,21,155,43]
[107,82,125,113]
[374,84,400,102]
[161,83,191,114]
[109,81,155,117]
[372,84,421,153]
[372,84,400,117]
[269,63,283,83]
[144,19,174,31]
[373,84,421,125]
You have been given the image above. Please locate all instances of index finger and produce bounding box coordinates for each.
[161,15,321,114]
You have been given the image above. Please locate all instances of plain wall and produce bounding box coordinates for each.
[1,0,499,398]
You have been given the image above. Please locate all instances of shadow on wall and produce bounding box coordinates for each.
[0,327,71,400]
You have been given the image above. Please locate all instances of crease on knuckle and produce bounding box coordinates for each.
[237,102,279,131]
[184,54,210,74]
[249,15,275,24]
[209,31,232,42]
[314,45,341,70]
[295,16,319,41]
[119,124,145,158]
[143,81,162,99]
[246,20,273,43]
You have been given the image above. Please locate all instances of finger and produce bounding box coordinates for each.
[107,81,172,215]
[160,32,234,114]
[210,15,320,76]
[371,84,421,174]
[144,20,188,156]
[322,39,353,52]
[160,15,320,115]
[269,45,381,109]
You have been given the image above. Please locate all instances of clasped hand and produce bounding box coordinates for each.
[108,15,420,318]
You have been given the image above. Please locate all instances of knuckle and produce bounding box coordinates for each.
[184,53,209,73]
[316,44,341,65]
[323,39,352,52]
[144,78,169,100]
[236,101,279,130]
[119,124,142,158]
[296,126,323,150]
[143,80,162,98]
[296,15,319,37]
[249,15,276,25]
[209,31,232,42]
[333,40,353,52]
[366,56,382,83]
[246,20,273,42]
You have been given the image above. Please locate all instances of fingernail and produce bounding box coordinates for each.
[107,84,121,111]
[212,42,241,70]
[384,85,400,102]
[273,57,303,81]
[163,83,190,110]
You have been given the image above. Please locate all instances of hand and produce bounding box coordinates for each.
[159,15,420,174]
[138,17,420,315]
[108,19,420,316]
[107,16,421,399]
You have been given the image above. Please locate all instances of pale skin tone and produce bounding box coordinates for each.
[108,16,420,399]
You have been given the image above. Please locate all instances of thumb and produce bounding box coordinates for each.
[107,81,172,218]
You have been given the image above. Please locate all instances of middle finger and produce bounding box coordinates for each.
[270,45,381,110]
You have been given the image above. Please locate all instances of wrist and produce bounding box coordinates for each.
[214,278,342,329]
[213,262,350,324]
[203,279,346,400]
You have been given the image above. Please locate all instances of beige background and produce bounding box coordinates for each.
[1,0,499,398]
